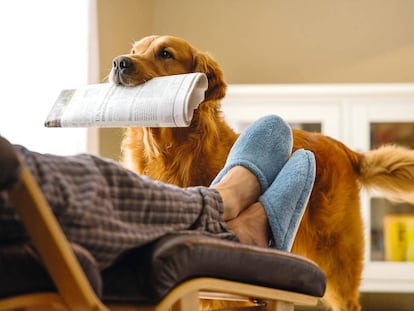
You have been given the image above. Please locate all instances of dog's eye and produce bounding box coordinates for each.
[159,49,173,59]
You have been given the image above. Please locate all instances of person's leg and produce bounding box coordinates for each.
[4,145,229,269]
[0,115,290,269]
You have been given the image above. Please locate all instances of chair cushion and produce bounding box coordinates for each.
[0,234,325,304]
[102,234,326,304]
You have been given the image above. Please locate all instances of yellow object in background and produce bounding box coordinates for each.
[384,215,406,261]
[406,219,414,261]
[384,215,414,262]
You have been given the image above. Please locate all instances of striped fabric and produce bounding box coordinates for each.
[0,145,237,269]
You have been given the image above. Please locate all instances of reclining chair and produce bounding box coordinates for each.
[0,136,326,311]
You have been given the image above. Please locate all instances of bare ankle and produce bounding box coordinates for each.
[226,203,269,247]
[213,166,261,221]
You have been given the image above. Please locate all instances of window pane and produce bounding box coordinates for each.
[0,0,88,155]
[369,122,414,261]
[370,122,414,149]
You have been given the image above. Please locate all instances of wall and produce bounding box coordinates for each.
[152,0,414,84]
[95,0,414,159]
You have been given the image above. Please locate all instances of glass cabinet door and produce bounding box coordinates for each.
[370,122,414,262]
[290,122,322,133]
[233,121,322,133]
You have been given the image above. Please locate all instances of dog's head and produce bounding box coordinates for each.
[109,35,226,101]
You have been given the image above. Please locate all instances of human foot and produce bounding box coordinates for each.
[210,115,292,220]
[260,149,316,251]
[212,166,260,221]
[210,115,292,193]
[226,202,270,247]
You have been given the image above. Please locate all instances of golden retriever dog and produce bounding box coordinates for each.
[109,35,414,311]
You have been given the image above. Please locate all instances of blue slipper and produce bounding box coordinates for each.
[210,115,293,193]
[259,149,316,251]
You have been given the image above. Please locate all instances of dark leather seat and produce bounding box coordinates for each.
[0,234,325,305]
[103,234,325,304]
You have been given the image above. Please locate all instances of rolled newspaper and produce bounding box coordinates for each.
[45,73,208,128]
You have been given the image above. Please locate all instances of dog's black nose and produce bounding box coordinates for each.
[112,56,134,74]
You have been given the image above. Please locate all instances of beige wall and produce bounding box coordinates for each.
[96,0,414,158]
[153,0,414,84]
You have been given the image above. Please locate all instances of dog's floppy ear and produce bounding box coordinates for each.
[193,51,227,101]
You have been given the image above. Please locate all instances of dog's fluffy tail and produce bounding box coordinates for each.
[358,145,414,203]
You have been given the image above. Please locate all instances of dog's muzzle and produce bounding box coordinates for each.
[111,56,135,85]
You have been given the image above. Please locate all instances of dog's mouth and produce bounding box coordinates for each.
[109,70,152,87]
[109,70,129,86]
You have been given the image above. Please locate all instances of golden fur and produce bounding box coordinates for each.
[110,35,414,311]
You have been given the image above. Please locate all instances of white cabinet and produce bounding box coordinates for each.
[221,84,414,293]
